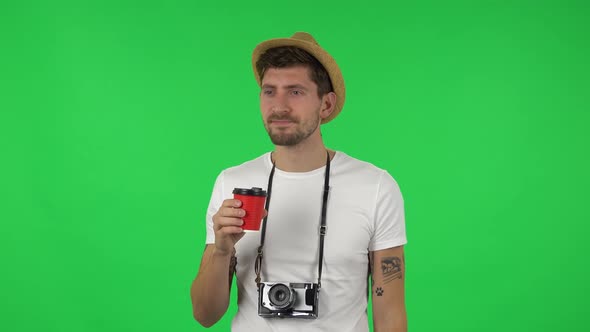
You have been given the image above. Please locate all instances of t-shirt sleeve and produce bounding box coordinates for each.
[205,172,225,244]
[369,170,407,251]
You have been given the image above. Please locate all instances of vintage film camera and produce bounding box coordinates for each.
[258,282,319,319]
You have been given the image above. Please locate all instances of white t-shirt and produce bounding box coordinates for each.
[206,151,407,332]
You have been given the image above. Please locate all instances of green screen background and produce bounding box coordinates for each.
[2,0,589,331]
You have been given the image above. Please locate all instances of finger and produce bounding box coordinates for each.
[221,199,242,208]
[218,226,244,235]
[220,206,245,218]
[215,215,244,229]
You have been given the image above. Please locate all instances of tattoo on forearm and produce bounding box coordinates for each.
[375,287,384,296]
[228,249,237,287]
[229,255,237,274]
[381,256,402,283]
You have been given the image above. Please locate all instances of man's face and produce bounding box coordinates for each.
[260,66,323,146]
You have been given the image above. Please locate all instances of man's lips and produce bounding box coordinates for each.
[270,119,295,126]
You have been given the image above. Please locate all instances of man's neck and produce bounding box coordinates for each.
[272,143,334,172]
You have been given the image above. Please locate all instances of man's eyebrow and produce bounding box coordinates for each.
[261,84,308,90]
[285,84,308,90]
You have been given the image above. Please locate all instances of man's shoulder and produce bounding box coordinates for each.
[335,151,387,176]
[220,152,270,177]
[335,151,401,188]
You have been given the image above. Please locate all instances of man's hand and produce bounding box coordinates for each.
[212,199,267,255]
[212,199,246,255]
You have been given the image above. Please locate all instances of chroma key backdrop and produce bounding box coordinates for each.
[1,0,588,331]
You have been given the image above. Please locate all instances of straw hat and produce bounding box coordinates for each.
[252,32,346,124]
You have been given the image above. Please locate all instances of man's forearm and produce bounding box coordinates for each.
[191,246,234,327]
[373,307,407,332]
[371,247,407,332]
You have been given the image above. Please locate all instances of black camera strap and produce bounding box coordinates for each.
[255,151,331,289]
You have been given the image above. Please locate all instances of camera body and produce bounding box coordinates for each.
[258,282,319,319]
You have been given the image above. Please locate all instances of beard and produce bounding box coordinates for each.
[264,110,321,146]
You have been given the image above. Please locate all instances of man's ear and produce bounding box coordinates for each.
[320,92,337,120]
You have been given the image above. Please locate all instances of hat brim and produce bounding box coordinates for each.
[252,37,345,124]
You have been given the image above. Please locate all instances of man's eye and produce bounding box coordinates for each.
[262,90,273,95]
[291,90,303,96]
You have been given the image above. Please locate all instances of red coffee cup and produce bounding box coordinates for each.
[232,187,267,232]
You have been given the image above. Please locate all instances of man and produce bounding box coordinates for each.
[191,32,407,331]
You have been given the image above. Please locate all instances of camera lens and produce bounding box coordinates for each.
[268,283,295,310]
[276,290,287,301]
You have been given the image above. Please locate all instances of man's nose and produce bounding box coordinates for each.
[271,105,290,114]
[271,93,290,114]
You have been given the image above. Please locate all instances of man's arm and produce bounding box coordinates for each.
[190,199,247,327]
[370,245,407,332]
[190,244,235,327]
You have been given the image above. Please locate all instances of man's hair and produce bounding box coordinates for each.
[256,46,334,97]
